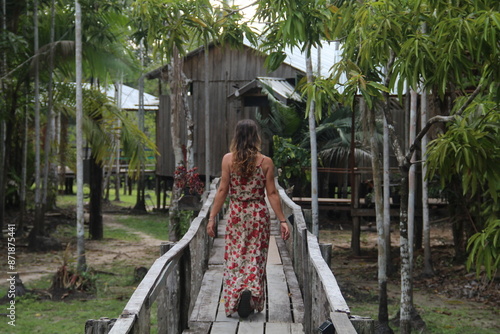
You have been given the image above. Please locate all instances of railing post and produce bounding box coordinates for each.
[85,317,116,334]
[319,243,332,267]
[301,229,312,334]
[157,242,176,334]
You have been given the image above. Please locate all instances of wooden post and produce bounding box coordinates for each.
[350,315,375,334]
[85,317,116,334]
[351,173,361,255]
[303,208,312,232]
[157,242,175,334]
[319,243,332,267]
[301,230,312,334]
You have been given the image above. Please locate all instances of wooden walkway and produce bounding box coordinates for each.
[184,217,305,334]
[87,179,366,334]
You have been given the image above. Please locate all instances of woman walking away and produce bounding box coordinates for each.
[207,119,290,318]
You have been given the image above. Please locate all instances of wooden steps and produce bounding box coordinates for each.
[184,219,305,334]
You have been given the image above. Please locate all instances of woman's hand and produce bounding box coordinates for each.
[207,219,216,238]
[281,222,290,241]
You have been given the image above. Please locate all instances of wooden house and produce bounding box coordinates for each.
[146,41,413,207]
[146,42,337,179]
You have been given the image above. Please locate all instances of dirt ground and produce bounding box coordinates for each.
[1,208,499,331]
[318,212,500,331]
[0,210,164,291]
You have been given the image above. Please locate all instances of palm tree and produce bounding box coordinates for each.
[75,0,85,272]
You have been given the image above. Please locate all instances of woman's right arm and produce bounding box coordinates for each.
[207,153,231,237]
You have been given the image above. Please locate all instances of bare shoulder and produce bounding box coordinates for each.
[221,153,232,171]
[259,155,275,172]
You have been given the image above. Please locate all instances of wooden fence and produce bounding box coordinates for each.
[277,180,373,334]
[86,179,219,334]
[86,178,373,333]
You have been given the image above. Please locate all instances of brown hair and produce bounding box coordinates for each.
[230,119,261,178]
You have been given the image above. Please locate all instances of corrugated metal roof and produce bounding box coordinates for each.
[243,39,343,76]
[102,84,159,111]
[81,83,159,111]
[243,39,349,93]
[257,77,302,102]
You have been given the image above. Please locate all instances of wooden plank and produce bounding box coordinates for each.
[209,238,226,266]
[265,322,304,333]
[266,264,292,322]
[330,312,358,334]
[265,323,292,333]
[211,321,238,333]
[246,306,266,323]
[275,237,304,324]
[215,298,240,322]
[182,322,211,334]
[189,266,224,323]
[289,323,305,334]
[237,322,264,334]
[267,236,282,265]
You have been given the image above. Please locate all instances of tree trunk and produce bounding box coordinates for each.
[183,76,194,170]
[59,113,69,194]
[383,117,392,275]
[134,43,146,212]
[0,0,7,237]
[204,42,210,192]
[30,0,44,249]
[19,80,30,234]
[168,48,185,241]
[398,168,411,334]
[350,98,360,255]
[42,0,56,213]
[421,89,434,276]
[408,89,417,287]
[305,47,319,238]
[89,156,103,240]
[75,0,86,272]
[114,81,122,202]
[364,99,392,333]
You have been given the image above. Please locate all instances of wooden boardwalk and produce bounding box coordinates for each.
[88,179,366,334]
[184,217,305,334]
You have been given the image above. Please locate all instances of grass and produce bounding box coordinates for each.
[0,191,195,334]
[56,186,159,210]
[0,262,141,334]
[117,214,169,240]
[348,300,499,334]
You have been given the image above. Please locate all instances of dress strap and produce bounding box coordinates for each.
[257,156,265,167]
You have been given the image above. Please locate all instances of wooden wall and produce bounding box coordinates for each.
[155,44,300,178]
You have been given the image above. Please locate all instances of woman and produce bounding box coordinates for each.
[207,119,290,318]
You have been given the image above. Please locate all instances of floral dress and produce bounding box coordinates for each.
[223,159,270,316]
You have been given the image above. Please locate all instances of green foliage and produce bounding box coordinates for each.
[426,99,500,201]
[426,98,500,278]
[256,83,304,140]
[272,135,311,189]
[467,218,500,279]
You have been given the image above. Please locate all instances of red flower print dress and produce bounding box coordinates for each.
[223,159,270,316]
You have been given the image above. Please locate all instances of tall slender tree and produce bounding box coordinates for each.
[29,0,44,249]
[75,0,86,272]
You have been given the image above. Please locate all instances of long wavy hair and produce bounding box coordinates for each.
[230,119,262,178]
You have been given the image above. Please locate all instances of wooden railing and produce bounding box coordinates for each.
[277,180,373,334]
[86,178,373,333]
[86,179,219,334]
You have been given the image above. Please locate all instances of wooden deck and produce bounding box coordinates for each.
[88,179,366,334]
[184,218,305,334]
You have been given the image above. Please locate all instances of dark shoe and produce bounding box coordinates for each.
[238,290,253,318]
